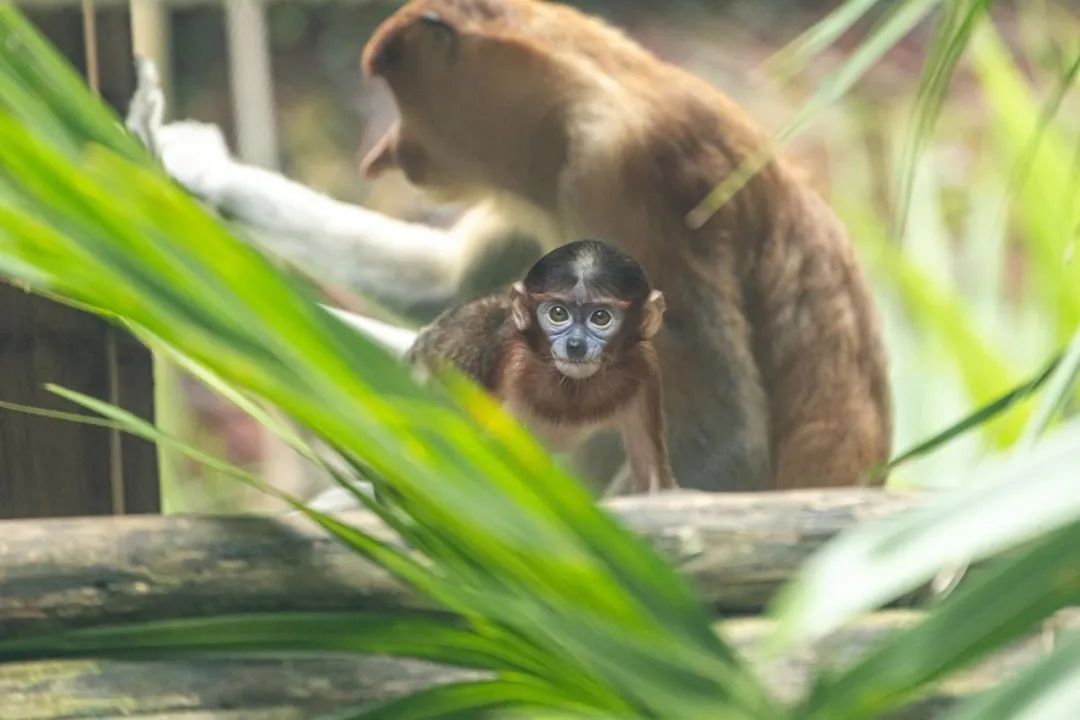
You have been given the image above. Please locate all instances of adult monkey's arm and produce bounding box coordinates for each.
[125,60,542,322]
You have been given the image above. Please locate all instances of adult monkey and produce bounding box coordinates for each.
[138,0,891,491]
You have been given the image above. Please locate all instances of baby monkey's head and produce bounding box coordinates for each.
[510,240,665,380]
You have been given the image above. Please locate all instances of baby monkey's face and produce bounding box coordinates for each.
[509,240,663,382]
[536,297,625,379]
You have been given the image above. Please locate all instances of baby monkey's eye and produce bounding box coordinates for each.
[547,305,570,323]
[590,309,612,327]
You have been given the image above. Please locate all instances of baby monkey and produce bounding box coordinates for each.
[408,239,676,494]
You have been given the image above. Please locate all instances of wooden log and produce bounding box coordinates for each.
[0,655,477,720]
[1,610,1072,719]
[0,489,924,636]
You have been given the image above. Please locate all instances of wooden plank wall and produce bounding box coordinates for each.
[0,5,159,518]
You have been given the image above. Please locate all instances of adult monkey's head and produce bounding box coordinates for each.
[359,0,638,207]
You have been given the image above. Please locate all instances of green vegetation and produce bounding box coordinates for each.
[809,3,1079,484]
[0,1,1077,718]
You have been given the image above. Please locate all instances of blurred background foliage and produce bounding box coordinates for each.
[19,0,1080,509]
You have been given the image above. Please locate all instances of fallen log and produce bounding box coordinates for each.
[1,610,1071,719]
[0,489,923,636]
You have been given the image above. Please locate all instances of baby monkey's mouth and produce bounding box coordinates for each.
[554,359,601,379]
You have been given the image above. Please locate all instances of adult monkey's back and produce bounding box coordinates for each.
[355,0,891,490]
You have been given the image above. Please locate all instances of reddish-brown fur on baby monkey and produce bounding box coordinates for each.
[408,240,675,494]
[363,0,892,490]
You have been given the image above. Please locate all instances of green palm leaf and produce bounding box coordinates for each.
[797,520,1080,717]
[943,632,1080,720]
[771,422,1080,648]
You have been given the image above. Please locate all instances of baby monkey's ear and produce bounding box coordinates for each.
[640,290,666,339]
[510,282,532,331]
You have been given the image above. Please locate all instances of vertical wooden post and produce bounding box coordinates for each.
[225,0,279,170]
[224,0,313,500]
[130,0,171,98]
[0,4,160,519]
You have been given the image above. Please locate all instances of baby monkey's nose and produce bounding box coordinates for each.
[566,337,587,359]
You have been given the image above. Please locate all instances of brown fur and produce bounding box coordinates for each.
[363,0,891,490]
[408,285,675,494]
[406,294,518,387]
[501,321,653,427]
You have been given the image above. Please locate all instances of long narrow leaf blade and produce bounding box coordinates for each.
[332,679,592,720]
[687,0,940,227]
[887,350,1062,469]
[1018,330,1080,447]
[0,613,502,670]
[894,0,993,236]
[799,520,1080,717]
[770,423,1080,647]
[943,631,1080,720]
[764,0,888,80]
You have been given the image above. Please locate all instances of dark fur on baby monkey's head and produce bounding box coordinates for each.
[510,240,666,380]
